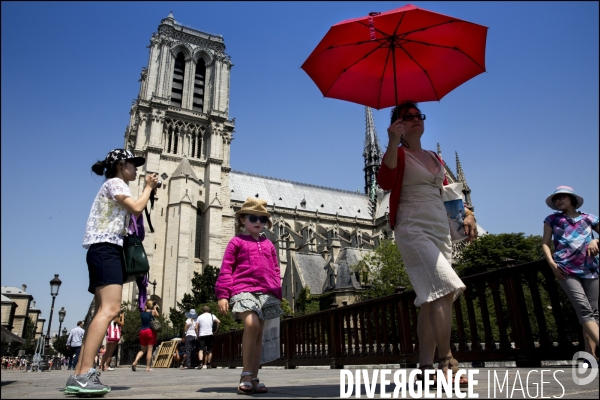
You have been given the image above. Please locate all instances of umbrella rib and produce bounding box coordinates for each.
[304,38,388,62]
[399,39,486,72]
[376,43,394,110]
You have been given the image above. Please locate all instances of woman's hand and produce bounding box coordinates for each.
[463,215,478,243]
[146,173,159,190]
[386,120,405,148]
[217,299,229,315]
[549,262,567,281]
[587,239,599,257]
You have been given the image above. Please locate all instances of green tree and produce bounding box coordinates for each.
[455,233,544,277]
[354,239,412,300]
[18,318,39,356]
[52,333,69,356]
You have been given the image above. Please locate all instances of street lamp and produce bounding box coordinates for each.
[44,274,62,351]
[57,307,66,337]
[151,279,157,296]
[62,327,67,337]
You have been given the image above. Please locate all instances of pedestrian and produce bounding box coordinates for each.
[66,321,85,371]
[100,311,124,371]
[64,149,158,396]
[131,300,160,372]
[181,309,198,369]
[377,102,477,387]
[196,306,221,369]
[215,197,283,394]
[542,186,599,360]
[172,336,186,369]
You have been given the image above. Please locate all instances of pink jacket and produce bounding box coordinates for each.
[215,235,282,300]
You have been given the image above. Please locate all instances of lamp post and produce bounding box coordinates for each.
[151,279,157,296]
[44,274,62,352]
[62,327,67,337]
[57,307,66,338]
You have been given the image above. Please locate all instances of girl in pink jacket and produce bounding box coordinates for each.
[215,197,283,394]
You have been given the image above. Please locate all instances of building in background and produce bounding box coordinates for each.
[1,285,35,338]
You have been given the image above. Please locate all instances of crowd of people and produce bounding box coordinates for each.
[55,106,598,396]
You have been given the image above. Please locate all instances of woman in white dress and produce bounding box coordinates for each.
[377,102,478,385]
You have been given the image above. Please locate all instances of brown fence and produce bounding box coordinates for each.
[212,259,584,369]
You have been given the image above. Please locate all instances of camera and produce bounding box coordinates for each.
[156,180,162,188]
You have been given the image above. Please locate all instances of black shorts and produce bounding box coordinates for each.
[198,335,214,352]
[87,243,124,294]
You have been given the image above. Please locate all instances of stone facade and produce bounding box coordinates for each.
[120,14,482,319]
[1,285,34,338]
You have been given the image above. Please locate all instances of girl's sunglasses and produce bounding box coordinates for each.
[246,215,269,224]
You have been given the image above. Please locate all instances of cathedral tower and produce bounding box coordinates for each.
[122,12,235,314]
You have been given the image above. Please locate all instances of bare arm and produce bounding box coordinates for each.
[542,223,567,281]
[114,173,158,217]
[381,120,404,169]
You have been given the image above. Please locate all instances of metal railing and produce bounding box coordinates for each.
[212,259,583,369]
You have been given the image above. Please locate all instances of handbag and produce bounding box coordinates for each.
[122,214,150,283]
[106,321,121,342]
[442,182,469,243]
[150,316,162,332]
[260,318,280,364]
[211,314,218,334]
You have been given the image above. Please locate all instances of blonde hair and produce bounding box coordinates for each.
[145,300,154,310]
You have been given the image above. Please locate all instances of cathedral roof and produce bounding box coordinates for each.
[230,171,373,221]
[172,157,199,180]
[295,253,328,295]
[333,248,366,290]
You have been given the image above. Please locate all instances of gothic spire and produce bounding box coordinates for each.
[455,151,473,209]
[363,107,382,203]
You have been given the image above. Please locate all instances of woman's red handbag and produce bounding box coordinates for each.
[106,321,122,342]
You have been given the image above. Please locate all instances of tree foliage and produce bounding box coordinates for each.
[455,233,544,277]
[52,333,69,356]
[354,239,412,300]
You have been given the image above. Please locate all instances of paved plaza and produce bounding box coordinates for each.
[1,365,598,399]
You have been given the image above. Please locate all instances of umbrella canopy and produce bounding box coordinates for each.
[301,4,488,110]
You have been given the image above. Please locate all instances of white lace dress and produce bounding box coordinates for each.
[393,151,465,306]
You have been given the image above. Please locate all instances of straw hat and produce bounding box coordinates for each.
[545,186,584,210]
[235,197,272,228]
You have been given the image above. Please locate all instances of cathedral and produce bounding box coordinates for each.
[121,13,482,316]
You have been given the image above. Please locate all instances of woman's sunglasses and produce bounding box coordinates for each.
[246,215,269,224]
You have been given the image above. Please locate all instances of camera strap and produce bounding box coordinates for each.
[144,189,156,233]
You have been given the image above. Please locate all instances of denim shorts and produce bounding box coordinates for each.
[86,242,124,294]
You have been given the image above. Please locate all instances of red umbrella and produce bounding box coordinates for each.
[301,4,488,110]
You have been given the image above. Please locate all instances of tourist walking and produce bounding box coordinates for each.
[100,311,124,371]
[542,186,599,360]
[65,321,85,371]
[216,197,283,394]
[64,149,158,396]
[131,300,160,372]
[196,306,221,369]
[182,309,198,369]
[377,102,477,386]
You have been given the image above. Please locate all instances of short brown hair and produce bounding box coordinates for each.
[390,101,420,124]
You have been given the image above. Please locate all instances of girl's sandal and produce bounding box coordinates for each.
[238,372,254,395]
[252,377,268,394]
[436,356,468,388]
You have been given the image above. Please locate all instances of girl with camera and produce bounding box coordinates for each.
[64,149,158,395]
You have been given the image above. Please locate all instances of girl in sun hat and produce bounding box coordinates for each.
[215,197,282,394]
[542,185,599,360]
[64,149,158,395]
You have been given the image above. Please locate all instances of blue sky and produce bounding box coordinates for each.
[2,2,598,337]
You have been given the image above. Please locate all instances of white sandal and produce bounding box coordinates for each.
[238,371,254,395]
[252,377,268,394]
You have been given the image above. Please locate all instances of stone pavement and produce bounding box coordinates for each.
[1,365,598,399]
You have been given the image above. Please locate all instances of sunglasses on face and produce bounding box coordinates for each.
[552,194,567,202]
[399,113,426,122]
[246,215,269,224]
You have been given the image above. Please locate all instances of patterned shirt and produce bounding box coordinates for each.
[544,212,599,278]
[83,178,131,248]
